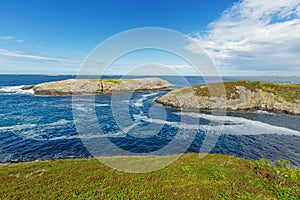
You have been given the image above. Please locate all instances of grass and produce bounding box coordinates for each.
[1,154,299,199]
[258,82,300,103]
[173,81,300,103]
[89,78,122,84]
[101,78,122,84]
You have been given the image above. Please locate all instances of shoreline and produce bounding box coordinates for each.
[0,153,255,166]
[1,152,298,167]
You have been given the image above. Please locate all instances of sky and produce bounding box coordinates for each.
[0,0,300,76]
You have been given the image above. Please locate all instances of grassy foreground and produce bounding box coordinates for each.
[0,154,299,199]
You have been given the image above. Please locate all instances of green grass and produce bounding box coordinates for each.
[173,81,260,99]
[89,78,122,84]
[173,81,300,103]
[101,78,122,84]
[1,154,299,199]
[258,82,300,103]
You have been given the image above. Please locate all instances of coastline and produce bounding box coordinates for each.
[0,76,299,165]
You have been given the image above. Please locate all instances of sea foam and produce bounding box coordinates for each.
[0,85,34,95]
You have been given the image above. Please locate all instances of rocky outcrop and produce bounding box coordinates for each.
[155,81,300,115]
[31,78,173,96]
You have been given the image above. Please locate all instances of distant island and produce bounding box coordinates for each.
[156,81,300,115]
[23,77,173,96]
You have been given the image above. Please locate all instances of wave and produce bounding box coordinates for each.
[40,119,72,128]
[133,114,203,130]
[254,110,276,115]
[176,112,300,137]
[51,129,129,141]
[131,112,300,137]
[0,118,128,141]
[133,92,159,108]
[95,103,110,107]
[0,119,72,140]
[3,112,299,143]
[0,85,34,95]
[0,123,37,131]
[141,92,159,98]
[72,103,110,112]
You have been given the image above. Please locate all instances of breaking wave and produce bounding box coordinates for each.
[0,85,34,95]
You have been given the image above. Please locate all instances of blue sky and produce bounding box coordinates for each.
[1,0,300,75]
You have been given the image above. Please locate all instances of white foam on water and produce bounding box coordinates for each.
[48,125,132,141]
[176,112,300,137]
[141,92,159,98]
[1,119,73,140]
[254,110,276,115]
[95,103,110,107]
[72,103,109,112]
[132,112,300,138]
[0,85,34,95]
[133,92,159,108]
[40,119,72,128]
[0,118,130,141]
[72,104,86,112]
[44,119,138,141]
[0,123,37,131]
[133,114,204,130]
[49,131,128,141]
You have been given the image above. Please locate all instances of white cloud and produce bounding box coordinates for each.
[184,37,207,55]
[0,48,65,61]
[0,35,24,43]
[189,0,300,75]
[0,48,82,73]
[0,36,15,40]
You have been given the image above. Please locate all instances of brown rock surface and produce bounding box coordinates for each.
[32,78,173,96]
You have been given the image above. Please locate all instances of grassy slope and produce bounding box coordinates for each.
[174,81,300,103]
[1,154,299,199]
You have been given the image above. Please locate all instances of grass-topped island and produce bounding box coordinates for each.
[156,81,300,115]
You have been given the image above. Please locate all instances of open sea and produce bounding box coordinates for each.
[0,75,299,166]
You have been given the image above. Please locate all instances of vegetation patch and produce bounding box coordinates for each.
[89,78,123,84]
[173,81,300,103]
[1,154,299,199]
[101,78,123,84]
[259,82,300,103]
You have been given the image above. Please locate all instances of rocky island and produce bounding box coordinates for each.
[156,81,300,115]
[26,77,173,96]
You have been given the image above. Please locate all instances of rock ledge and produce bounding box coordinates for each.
[31,77,173,96]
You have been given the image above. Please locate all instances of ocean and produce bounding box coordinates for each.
[0,75,299,166]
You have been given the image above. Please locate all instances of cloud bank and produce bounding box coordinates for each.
[191,0,300,75]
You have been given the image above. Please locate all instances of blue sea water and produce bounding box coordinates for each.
[0,75,299,166]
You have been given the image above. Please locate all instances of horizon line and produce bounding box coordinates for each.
[0,73,300,78]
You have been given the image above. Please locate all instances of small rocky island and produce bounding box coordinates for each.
[156,81,300,115]
[26,77,173,96]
